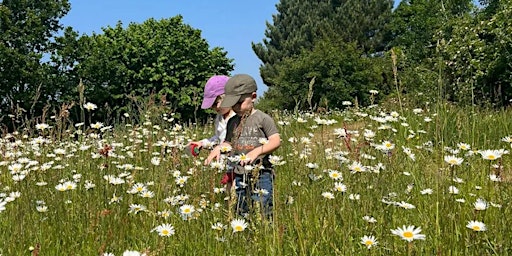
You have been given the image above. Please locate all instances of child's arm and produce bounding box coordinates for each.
[243,133,281,166]
[188,115,222,148]
[204,142,229,165]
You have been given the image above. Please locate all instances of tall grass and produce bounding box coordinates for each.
[1,96,512,255]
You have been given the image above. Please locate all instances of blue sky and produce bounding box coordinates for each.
[61,1,406,96]
[61,0,280,96]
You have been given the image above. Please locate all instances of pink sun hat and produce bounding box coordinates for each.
[201,75,230,109]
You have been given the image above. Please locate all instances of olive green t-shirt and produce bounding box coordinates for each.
[225,110,279,174]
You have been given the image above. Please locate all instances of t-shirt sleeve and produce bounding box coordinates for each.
[224,115,240,143]
[202,114,221,144]
[261,113,279,138]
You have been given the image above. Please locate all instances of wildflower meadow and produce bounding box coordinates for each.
[1,98,512,255]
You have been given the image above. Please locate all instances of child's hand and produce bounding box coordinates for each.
[204,146,221,166]
[241,150,261,166]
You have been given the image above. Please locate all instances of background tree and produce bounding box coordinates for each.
[69,16,233,122]
[382,0,473,104]
[385,0,472,63]
[253,0,392,110]
[261,39,388,111]
[439,1,512,106]
[0,0,70,124]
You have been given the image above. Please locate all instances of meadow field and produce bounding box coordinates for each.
[1,97,512,255]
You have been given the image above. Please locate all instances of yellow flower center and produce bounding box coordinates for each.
[183,209,191,214]
[365,240,373,246]
[488,155,496,160]
[235,226,244,232]
[162,230,169,235]
[449,160,457,164]
[403,231,414,238]
[472,226,480,231]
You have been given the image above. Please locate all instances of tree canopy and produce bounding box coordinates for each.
[0,0,70,122]
[1,0,511,128]
[253,0,393,110]
[69,16,233,122]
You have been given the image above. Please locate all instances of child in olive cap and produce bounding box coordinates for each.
[205,74,281,218]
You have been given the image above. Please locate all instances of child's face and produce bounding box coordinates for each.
[212,96,231,115]
[232,93,255,115]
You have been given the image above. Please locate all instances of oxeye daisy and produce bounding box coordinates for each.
[396,201,416,209]
[473,198,488,211]
[420,188,433,195]
[322,192,335,199]
[466,220,486,232]
[63,181,77,190]
[140,190,154,198]
[150,157,161,166]
[306,162,319,169]
[210,161,225,170]
[269,155,286,166]
[238,154,250,162]
[349,194,360,200]
[360,235,378,249]
[333,182,347,192]
[328,170,343,180]
[489,174,501,182]
[91,122,104,129]
[363,129,376,140]
[128,204,146,214]
[175,176,189,187]
[157,209,172,219]
[380,140,395,151]
[128,183,147,194]
[478,149,504,160]
[448,186,459,194]
[362,215,377,223]
[390,225,426,242]
[55,183,67,192]
[36,205,48,212]
[230,218,248,233]
[152,223,175,237]
[122,250,146,256]
[349,161,366,173]
[219,144,232,153]
[501,136,512,143]
[444,155,463,166]
[179,204,195,217]
[211,222,227,231]
[83,102,97,111]
[457,142,471,150]
[258,138,269,144]
[35,123,51,130]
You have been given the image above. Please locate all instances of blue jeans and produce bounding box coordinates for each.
[234,171,274,218]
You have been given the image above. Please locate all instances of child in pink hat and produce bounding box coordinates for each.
[189,75,236,149]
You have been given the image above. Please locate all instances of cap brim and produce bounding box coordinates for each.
[220,94,241,108]
[201,97,216,109]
